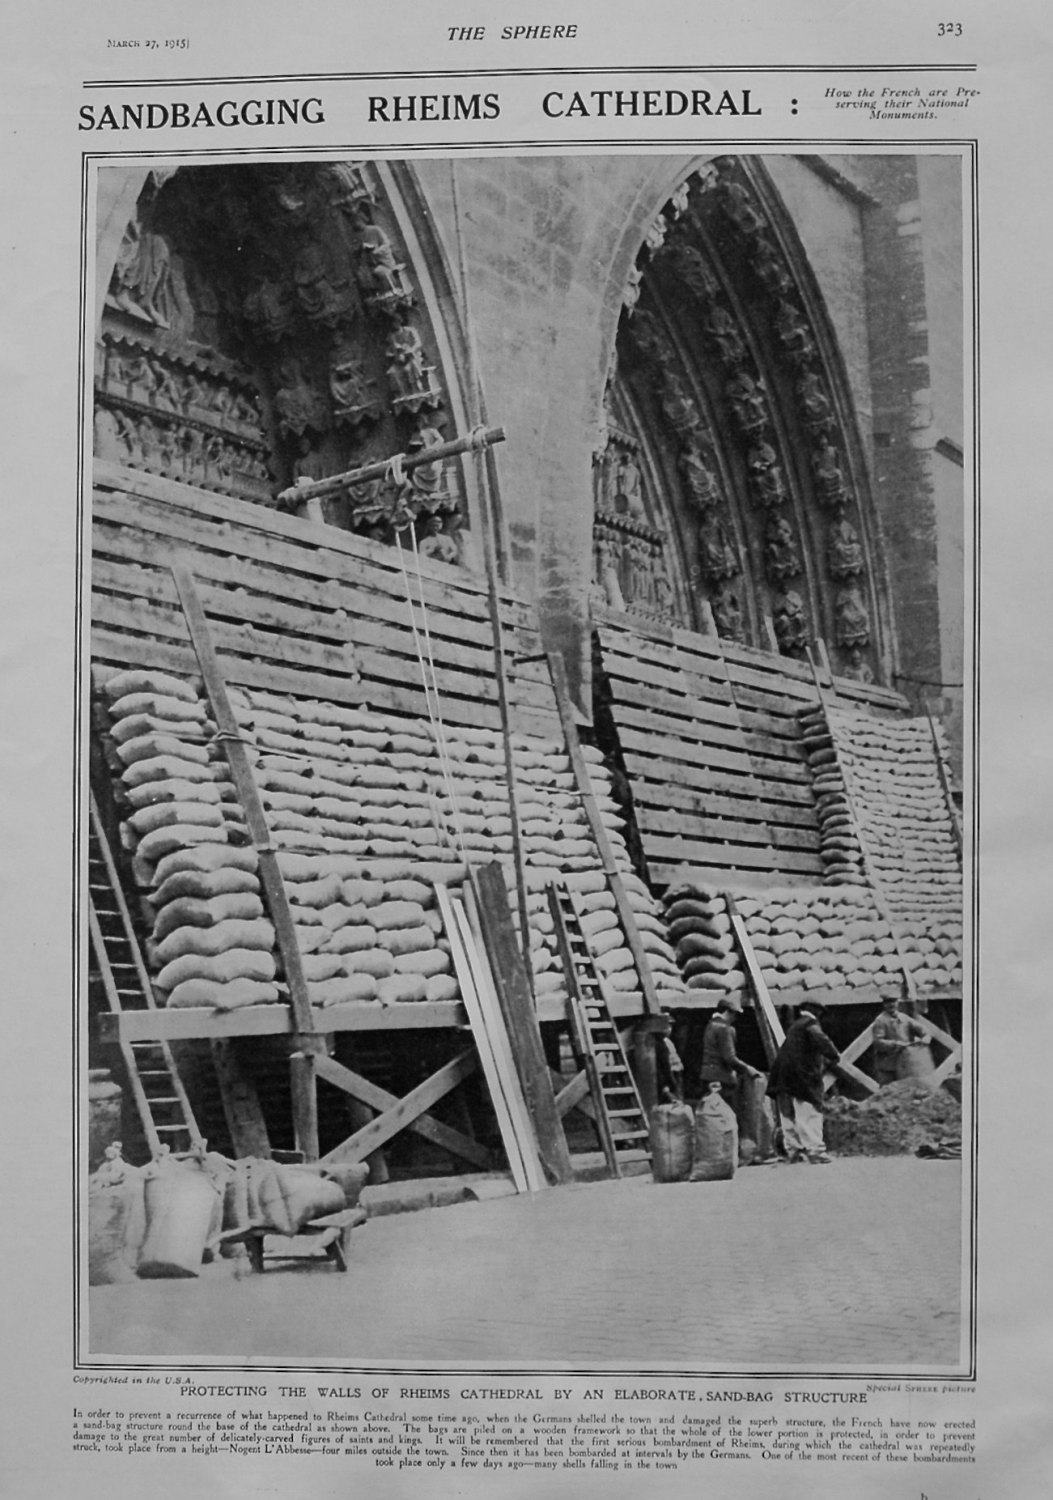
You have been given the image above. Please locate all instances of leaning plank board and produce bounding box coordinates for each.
[435,884,537,1194]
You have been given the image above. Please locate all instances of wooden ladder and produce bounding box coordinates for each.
[88,791,202,1158]
[547,883,651,1177]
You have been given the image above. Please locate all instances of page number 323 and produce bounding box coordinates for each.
[937,21,963,35]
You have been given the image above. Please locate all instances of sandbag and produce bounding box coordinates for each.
[154,919,275,965]
[649,1102,695,1183]
[110,692,206,723]
[117,734,212,768]
[371,900,428,931]
[130,804,226,842]
[344,948,395,980]
[102,669,199,704]
[691,1085,738,1182]
[88,1147,145,1286]
[378,924,435,958]
[166,977,280,1010]
[377,973,428,1004]
[137,1155,222,1278]
[156,948,277,992]
[153,867,260,905]
[394,948,450,977]
[308,974,378,1005]
[426,973,460,1002]
[152,843,259,885]
[153,892,264,942]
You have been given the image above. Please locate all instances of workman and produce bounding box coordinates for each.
[699,993,763,1113]
[766,998,841,1165]
[871,987,928,1087]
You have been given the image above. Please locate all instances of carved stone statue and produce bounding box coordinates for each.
[385,321,428,398]
[773,591,808,656]
[243,278,295,341]
[721,178,766,237]
[726,371,769,434]
[661,373,704,438]
[797,370,835,433]
[613,450,645,518]
[596,532,626,612]
[679,441,722,509]
[774,299,816,364]
[622,264,643,316]
[408,423,448,497]
[651,555,675,619]
[294,242,351,326]
[625,535,655,610]
[356,212,409,301]
[827,516,864,578]
[696,514,740,582]
[109,222,176,328]
[840,645,874,684]
[834,586,871,648]
[764,514,802,583]
[645,214,669,255]
[274,359,328,436]
[749,461,788,509]
[812,439,848,506]
[753,239,795,296]
[710,585,746,644]
[706,303,748,367]
[329,350,377,425]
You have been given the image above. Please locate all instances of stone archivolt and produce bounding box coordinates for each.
[597,156,882,680]
[96,164,463,559]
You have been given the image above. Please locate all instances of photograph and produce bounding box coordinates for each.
[83,148,970,1373]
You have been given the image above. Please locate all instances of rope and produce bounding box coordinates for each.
[393,530,469,863]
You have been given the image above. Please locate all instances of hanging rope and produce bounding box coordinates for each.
[393,528,469,864]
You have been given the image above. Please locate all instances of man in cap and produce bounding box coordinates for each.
[699,993,764,1139]
[766,998,841,1164]
[871,984,928,1087]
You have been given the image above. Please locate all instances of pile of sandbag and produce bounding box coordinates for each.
[94,667,685,1012]
[663,880,961,996]
[797,703,962,980]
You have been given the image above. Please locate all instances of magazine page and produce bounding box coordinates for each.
[2,0,1049,1495]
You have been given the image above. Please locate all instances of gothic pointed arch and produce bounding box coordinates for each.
[593,155,891,685]
[94,161,470,563]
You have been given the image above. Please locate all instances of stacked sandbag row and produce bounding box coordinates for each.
[798,703,963,975]
[797,706,867,885]
[432,735,686,1013]
[662,881,962,997]
[94,668,684,1013]
[93,666,280,1012]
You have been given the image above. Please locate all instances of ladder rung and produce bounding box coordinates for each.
[154,1124,190,1135]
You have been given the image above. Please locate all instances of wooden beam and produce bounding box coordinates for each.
[209,1039,272,1159]
[317,1049,489,1168]
[467,865,573,1184]
[289,1051,319,1161]
[547,650,663,1017]
[725,893,784,1066]
[170,563,323,1053]
[552,1068,593,1119]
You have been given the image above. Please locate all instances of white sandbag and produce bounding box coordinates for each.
[156,949,277,991]
[154,919,275,965]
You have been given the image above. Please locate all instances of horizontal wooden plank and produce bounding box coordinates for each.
[93,563,554,706]
[619,724,811,786]
[91,590,555,717]
[636,779,821,831]
[649,861,821,891]
[94,527,503,653]
[96,459,530,614]
[643,832,824,874]
[91,626,562,742]
[636,805,821,852]
[94,989,652,1044]
[94,481,534,633]
[613,700,808,768]
[623,752,816,809]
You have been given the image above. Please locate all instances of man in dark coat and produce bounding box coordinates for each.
[767,998,841,1164]
[699,993,762,1109]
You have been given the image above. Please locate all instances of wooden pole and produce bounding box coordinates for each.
[171,562,325,1159]
[275,426,506,509]
[468,864,574,1184]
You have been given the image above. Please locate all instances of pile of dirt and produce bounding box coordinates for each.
[824,1079,962,1157]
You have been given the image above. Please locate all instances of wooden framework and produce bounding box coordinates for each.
[595,611,908,887]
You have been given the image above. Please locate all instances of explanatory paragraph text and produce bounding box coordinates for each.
[72,1399,977,1472]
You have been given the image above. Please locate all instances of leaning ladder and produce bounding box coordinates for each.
[88,791,202,1157]
[547,883,651,1177]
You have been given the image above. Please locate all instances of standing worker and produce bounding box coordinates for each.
[766,998,841,1165]
[699,994,763,1136]
[871,987,928,1087]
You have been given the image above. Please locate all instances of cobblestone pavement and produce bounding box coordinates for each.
[91,1157,962,1371]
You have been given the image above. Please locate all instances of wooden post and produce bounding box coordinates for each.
[289,1051,319,1162]
[467,865,574,1184]
[276,426,506,510]
[171,562,326,1158]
